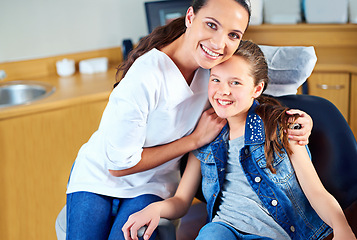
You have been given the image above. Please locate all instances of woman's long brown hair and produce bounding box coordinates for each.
[114,17,186,88]
[235,40,300,173]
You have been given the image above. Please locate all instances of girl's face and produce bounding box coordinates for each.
[208,55,264,122]
[185,0,249,70]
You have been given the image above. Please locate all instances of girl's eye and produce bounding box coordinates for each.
[231,81,240,86]
[207,22,217,30]
[211,78,220,82]
[228,32,241,40]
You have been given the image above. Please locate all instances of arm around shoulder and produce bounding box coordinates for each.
[110,108,225,177]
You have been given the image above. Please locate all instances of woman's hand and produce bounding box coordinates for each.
[122,204,161,240]
[286,109,313,146]
[191,108,226,149]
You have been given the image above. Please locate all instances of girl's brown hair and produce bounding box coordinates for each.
[235,40,299,174]
[114,0,251,88]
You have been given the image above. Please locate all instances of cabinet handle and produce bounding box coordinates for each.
[316,84,345,90]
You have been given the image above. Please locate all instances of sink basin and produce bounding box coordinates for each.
[0,81,55,108]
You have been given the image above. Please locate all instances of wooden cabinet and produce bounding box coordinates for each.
[0,100,107,240]
[243,24,357,138]
[307,72,350,121]
[351,74,357,137]
[0,47,118,240]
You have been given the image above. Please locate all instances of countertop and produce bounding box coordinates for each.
[0,68,117,120]
[315,63,357,74]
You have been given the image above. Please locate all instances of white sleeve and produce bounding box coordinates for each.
[100,67,160,170]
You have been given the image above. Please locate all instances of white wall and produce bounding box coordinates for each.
[0,0,158,63]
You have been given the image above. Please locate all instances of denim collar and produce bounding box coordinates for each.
[213,100,265,146]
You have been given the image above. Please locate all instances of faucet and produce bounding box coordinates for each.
[0,70,6,81]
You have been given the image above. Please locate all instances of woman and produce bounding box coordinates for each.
[122,40,355,240]
[66,0,312,239]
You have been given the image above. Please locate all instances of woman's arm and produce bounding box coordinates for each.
[122,152,202,240]
[109,108,226,177]
[286,109,313,145]
[289,142,356,240]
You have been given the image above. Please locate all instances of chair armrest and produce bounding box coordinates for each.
[138,218,178,240]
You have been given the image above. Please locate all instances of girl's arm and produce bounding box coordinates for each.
[109,108,226,177]
[122,152,202,240]
[286,109,313,146]
[289,142,356,240]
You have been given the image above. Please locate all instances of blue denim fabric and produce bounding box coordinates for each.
[195,100,332,240]
[196,221,274,240]
[66,192,162,240]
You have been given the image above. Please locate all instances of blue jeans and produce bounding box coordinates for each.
[66,192,162,240]
[196,221,274,240]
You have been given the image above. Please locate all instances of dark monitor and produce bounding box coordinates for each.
[145,0,192,33]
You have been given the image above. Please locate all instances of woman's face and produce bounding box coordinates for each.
[208,55,263,122]
[185,0,249,69]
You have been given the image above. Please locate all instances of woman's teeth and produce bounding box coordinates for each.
[202,45,220,57]
[218,99,233,105]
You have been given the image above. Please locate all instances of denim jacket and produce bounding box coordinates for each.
[195,101,332,240]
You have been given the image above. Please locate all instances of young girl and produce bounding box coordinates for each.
[65,0,312,239]
[122,40,356,240]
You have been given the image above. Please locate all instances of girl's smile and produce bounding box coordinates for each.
[217,99,234,106]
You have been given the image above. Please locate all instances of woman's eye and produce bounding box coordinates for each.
[212,78,220,82]
[228,32,241,40]
[207,22,217,30]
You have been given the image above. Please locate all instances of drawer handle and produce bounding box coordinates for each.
[317,84,345,90]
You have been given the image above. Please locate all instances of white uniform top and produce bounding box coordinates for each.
[66,48,210,199]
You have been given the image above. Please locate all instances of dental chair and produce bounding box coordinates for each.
[150,93,357,240]
[55,93,357,240]
[55,45,357,239]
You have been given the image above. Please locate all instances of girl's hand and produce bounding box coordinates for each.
[191,108,226,149]
[286,109,313,146]
[122,205,160,240]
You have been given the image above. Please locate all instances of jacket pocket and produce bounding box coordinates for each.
[255,147,295,184]
[199,155,218,184]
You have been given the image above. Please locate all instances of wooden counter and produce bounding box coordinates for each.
[0,50,120,240]
[0,68,116,120]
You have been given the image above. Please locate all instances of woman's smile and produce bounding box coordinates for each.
[201,44,222,59]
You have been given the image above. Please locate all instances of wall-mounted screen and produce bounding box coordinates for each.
[145,0,192,33]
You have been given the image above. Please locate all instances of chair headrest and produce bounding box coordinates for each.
[260,45,317,97]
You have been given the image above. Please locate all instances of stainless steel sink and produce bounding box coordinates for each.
[0,81,55,108]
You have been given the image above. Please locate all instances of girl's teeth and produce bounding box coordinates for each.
[202,45,220,57]
[218,100,233,105]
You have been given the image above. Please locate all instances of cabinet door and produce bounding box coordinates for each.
[0,100,108,240]
[308,72,350,122]
[350,74,357,138]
